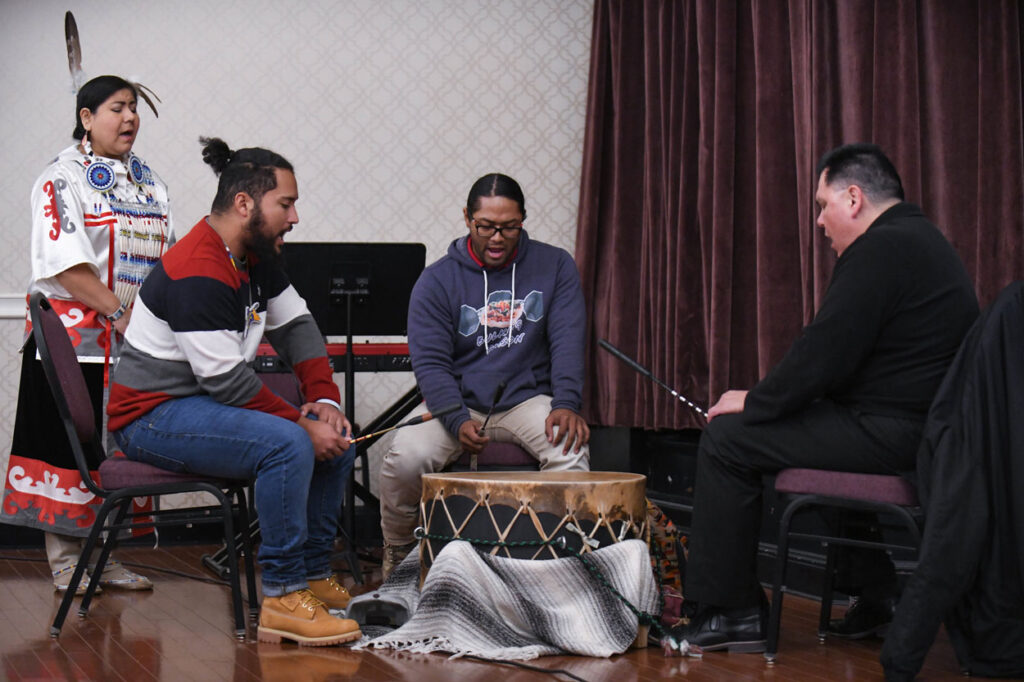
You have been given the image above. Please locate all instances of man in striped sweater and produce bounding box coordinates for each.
[107,138,361,647]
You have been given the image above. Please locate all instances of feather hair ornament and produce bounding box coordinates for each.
[64,11,85,93]
[64,10,161,117]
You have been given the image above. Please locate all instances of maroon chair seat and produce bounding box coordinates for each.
[448,441,539,472]
[775,469,919,507]
[99,457,237,489]
[765,468,923,663]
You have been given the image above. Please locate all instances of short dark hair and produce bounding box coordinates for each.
[199,137,294,213]
[466,173,527,220]
[816,143,905,203]
[73,75,137,140]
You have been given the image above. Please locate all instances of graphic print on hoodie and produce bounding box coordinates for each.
[458,289,544,347]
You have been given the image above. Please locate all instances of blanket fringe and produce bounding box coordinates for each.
[358,635,552,661]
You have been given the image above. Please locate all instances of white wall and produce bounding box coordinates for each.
[0,0,593,502]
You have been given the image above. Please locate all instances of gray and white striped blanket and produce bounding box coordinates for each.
[355,539,659,660]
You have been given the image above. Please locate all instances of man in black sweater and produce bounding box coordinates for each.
[673,144,979,652]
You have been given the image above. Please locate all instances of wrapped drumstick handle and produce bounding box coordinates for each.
[480,380,507,431]
[349,403,460,444]
[598,339,708,420]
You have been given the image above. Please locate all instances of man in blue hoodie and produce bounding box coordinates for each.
[379,173,591,575]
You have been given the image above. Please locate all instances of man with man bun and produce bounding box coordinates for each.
[107,137,360,646]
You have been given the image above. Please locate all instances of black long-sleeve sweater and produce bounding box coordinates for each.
[743,202,978,424]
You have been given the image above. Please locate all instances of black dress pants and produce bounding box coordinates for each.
[684,399,921,609]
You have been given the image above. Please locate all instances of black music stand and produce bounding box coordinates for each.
[284,242,426,579]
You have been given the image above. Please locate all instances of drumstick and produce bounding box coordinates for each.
[349,403,460,444]
[479,380,507,432]
[598,339,708,420]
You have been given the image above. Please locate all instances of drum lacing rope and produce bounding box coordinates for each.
[412,527,669,640]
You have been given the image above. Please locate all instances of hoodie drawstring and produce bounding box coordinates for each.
[509,263,516,351]
[483,269,489,354]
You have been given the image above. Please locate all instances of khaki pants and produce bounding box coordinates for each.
[379,394,590,545]
[45,532,83,573]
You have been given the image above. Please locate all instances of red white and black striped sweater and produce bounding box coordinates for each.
[107,218,338,432]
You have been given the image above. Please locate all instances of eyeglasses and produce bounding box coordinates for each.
[472,221,523,238]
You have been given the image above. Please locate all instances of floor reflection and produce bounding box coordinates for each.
[9,594,160,681]
[256,642,362,681]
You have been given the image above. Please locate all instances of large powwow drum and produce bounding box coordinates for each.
[417,471,648,581]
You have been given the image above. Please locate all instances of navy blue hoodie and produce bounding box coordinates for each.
[407,229,586,435]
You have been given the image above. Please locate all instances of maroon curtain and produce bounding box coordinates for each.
[577,0,1024,429]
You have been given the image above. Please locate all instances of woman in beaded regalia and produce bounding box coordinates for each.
[1,75,173,593]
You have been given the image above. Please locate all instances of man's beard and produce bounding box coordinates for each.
[242,205,281,264]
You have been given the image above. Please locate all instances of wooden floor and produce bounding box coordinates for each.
[0,545,985,682]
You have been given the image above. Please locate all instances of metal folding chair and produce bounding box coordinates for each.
[31,293,259,640]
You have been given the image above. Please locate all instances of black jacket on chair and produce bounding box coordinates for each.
[882,282,1024,680]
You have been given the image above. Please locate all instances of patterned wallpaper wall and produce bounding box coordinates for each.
[0,0,593,506]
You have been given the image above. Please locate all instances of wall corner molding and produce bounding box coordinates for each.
[0,294,25,319]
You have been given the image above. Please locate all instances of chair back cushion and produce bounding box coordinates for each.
[258,371,304,406]
[30,294,96,443]
[775,468,919,506]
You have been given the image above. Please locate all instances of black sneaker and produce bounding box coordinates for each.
[667,602,768,653]
[826,596,896,639]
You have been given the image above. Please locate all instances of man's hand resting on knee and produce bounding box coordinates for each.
[707,390,748,420]
[458,419,489,454]
[299,415,352,461]
[545,408,590,454]
[301,402,352,435]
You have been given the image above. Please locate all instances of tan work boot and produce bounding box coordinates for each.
[381,541,417,579]
[307,574,353,610]
[257,589,362,646]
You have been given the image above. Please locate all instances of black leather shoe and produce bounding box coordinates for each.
[826,596,896,639]
[667,603,768,653]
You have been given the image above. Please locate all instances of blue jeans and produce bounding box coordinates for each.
[112,395,355,596]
